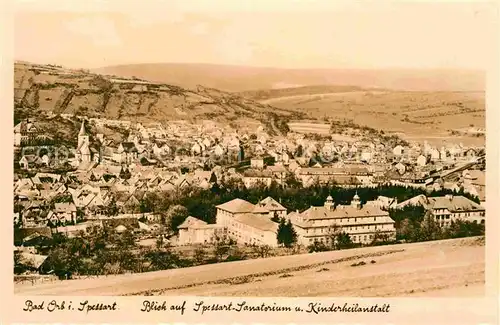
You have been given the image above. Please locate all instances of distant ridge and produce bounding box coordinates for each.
[92,63,485,92]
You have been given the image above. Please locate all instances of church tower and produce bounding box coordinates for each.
[77,120,91,163]
[78,120,89,149]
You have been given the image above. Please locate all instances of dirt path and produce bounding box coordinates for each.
[15,237,485,297]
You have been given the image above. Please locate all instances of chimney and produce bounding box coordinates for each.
[445,194,453,201]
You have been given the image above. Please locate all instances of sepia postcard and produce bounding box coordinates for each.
[1,0,499,324]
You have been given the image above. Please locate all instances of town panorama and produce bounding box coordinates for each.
[13,59,486,296]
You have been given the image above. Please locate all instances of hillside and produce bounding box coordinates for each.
[15,237,485,297]
[241,86,486,146]
[92,63,485,92]
[14,61,486,146]
[239,85,371,101]
[13,61,302,133]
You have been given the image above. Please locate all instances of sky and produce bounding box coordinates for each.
[12,0,497,70]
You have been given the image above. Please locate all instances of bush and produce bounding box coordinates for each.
[308,241,330,253]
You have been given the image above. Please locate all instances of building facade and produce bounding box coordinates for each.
[215,197,284,247]
[288,194,396,246]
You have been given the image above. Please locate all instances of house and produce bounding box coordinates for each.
[242,170,273,188]
[14,227,53,247]
[101,217,141,233]
[396,194,485,226]
[288,195,396,246]
[213,144,225,157]
[250,158,265,169]
[429,148,440,162]
[191,142,203,155]
[116,142,139,164]
[463,170,486,206]
[14,252,50,274]
[416,155,427,167]
[365,196,398,210]
[52,202,78,223]
[19,155,43,170]
[55,222,100,238]
[177,216,227,245]
[464,148,477,159]
[215,198,282,246]
[360,150,373,163]
[393,145,404,156]
[14,120,40,147]
[255,197,287,219]
[394,162,406,175]
[297,166,371,187]
[193,170,217,184]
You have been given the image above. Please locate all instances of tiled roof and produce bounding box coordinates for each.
[178,216,209,229]
[54,202,77,213]
[428,195,484,212]
[234,213,279,232]
[257,196,286,211]
[216,198,255,213]
[303,204,389,220]
[102,217,140,230]
[18,253,48,269]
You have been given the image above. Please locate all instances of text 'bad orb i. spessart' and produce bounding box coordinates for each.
[23,300,117,313]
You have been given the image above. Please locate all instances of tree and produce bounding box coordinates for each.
[105,198,119,217]
[117,249,139,272]
[276,218,297,248]
[418,212,442,242]
[307,241,329,253]
[446,220,485,238]
[166,205,189,234]
[294,144,304,158]
[226,246,247,262]
[213,238,231,262]
[334,232,354,250]
[370,230,392,246]
[193,247,206,265]
[118,230,135,248]
[253,244,272,258]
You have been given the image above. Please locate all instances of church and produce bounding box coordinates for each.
[76,120,92,166]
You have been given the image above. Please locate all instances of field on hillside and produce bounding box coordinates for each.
[13,61,297,133]
[15,237,485,297]
[255,90,485,146]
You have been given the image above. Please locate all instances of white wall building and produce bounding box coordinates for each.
[288,194,396,246]
[215,197,285,247]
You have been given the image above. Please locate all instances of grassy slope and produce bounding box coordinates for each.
[243,87,486,146]
[13,61,298,133]
[15,237,485,297]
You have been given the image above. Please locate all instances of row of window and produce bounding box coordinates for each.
[309,233,375,244]
[305,224,390,234]
[229,230,264,244]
